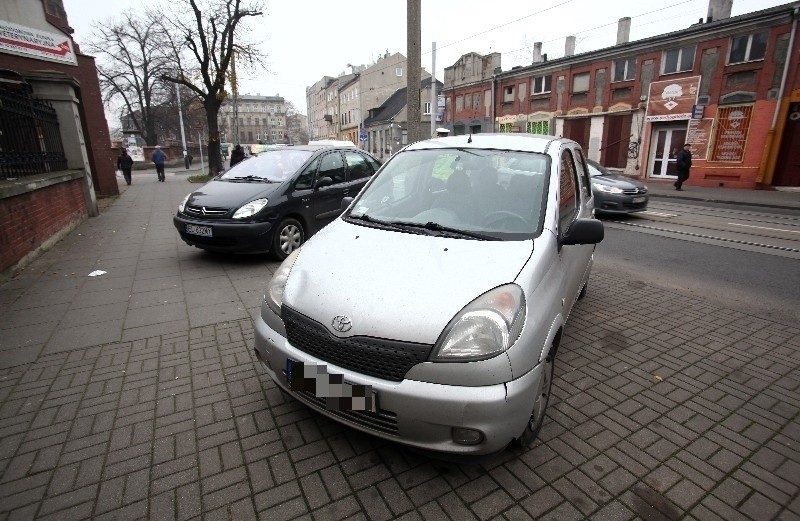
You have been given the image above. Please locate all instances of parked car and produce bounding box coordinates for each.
[587,158,649,215]
[174,145,381,259]
[253,134,603,455]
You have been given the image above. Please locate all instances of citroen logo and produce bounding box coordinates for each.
[201,207,208,215]
[331,315,352,332]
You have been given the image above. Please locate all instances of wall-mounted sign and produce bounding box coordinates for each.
[645,76,701,121]
[691,104,705,119]
[0,19,77,65]
[686,118,713,160]
[712,105,753,162]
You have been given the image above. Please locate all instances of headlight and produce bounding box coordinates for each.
[233,198,268,219]
[265,248,301,315]
[178,194,191,213]
[432,284,526,361]
[593,183,623,194]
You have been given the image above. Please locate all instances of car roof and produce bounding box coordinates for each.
[405,133,575,154]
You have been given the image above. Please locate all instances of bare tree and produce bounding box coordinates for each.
[159,0,266,176]
[284,101,308,145]
[87,11,172,146]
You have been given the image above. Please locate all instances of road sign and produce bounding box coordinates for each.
[359,134,367,142]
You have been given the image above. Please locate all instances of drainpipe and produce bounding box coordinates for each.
[757,5,798,186]
[491,73,496,132]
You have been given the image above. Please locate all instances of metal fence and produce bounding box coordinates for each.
[0,83,68,180]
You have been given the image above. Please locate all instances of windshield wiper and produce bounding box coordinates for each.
[386,221,496,241]
[227,175,273,183]
[346,214,412,232]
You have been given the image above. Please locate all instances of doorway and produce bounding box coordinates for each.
[773,102,800,186]
[648,125,686,178]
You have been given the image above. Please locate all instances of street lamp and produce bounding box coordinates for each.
[347,63,365,149]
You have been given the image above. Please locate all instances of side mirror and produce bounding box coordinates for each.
[340,196,354,212]
[315,176,333,190]
[560,218,604,247]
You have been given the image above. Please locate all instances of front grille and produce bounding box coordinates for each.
[282,306,433,382]
[622,187,647,195]
[295,390,399,436]
[184,205,230,218]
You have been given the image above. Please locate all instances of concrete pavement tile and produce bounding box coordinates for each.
[43,319,123,354]
[58,301,129,328]
[0,322,57,350]
[134,266,181,281]
[82,275,134,292]
[0,344,44,370]
[185,288,241,308]
[129,288,185,309]
[182,276,237,294]
[188,302,249,329]
[124,303,187,329]
[11,287,79,309]
[131,276,182,294]
[1,303,70,328]
[67,288,132,309]
[121,319,189,342]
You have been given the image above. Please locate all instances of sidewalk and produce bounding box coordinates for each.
[0,166,798,520]
[644,180,800,211]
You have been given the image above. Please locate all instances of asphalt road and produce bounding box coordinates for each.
[594,201,800,325]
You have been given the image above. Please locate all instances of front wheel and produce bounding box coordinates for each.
[517,347,556,447]
[271,218,304,261]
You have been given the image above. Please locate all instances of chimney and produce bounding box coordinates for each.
[707,0,733,21]
[565,36,576,57]
[616,17,631,45]
[532,42,543,63]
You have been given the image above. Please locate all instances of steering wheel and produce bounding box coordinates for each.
[481,210,530,228]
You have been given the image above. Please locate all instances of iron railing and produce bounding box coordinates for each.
[0,83,68,180]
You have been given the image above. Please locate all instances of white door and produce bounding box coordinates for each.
[648,126,687,178]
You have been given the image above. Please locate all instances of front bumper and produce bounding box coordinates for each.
[173,214,274,253]
[253,305,544,455]
[594,193,648,214]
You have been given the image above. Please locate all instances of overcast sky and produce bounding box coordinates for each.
[64,0,788,114]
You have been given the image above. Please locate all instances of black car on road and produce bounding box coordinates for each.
[174,144,381,260]
[587,158,649,215]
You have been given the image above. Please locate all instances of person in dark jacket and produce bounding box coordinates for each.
[152,146,167,182]
[229,144,245,168]
[117,148,134,185]
[675,143,692,191]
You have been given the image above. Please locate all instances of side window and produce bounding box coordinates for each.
[344,151,372,180]
[573,149,592,198]
[559,149,579,232]
[294,158,319,190]
[365,155,382,173]
[318,152,346,184]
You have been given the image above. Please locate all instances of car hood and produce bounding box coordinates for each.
[187,179,281,209]
[281,220,535,345]
[591,174,645,189]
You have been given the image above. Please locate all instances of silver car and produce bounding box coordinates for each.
[253,134,603,455]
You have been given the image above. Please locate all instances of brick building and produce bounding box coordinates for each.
[0,0,119,277]
[441,1,800,189]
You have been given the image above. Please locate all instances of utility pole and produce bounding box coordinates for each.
[430,42,436,139]
[176,84,188,166]
[407,0,421,144]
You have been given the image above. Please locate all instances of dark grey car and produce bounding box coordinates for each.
[587,159,648,215]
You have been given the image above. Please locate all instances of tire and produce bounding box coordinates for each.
[517,338,558,448]
[272,218,304,261]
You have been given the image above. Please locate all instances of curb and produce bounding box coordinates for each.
[648,192,800,211]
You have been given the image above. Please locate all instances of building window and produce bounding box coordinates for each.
[423,102,431,115]
[729,31,768,64]
[532,75,552,94]
[612,58,636,82]
[464,93,472,110]
[504,86,514,103]
[662,45,696,74]
[456,96,464,112]
[572,73,590,93]
[473,93,481,110]
[396,67,403,77]
[499,123,514,133]
[526,120,550,135]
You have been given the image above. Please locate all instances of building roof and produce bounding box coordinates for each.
[363,78,443,126]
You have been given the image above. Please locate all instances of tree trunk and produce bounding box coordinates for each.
[205,98,223,176]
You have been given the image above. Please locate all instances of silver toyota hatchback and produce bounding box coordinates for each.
[253,134,603,455]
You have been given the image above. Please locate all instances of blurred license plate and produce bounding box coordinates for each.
[186,224,212,237]
[286,359,376,412]
[632,196,646,203]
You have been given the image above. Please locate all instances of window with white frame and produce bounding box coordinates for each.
[504,86,514,102]
[396,67,403,77]
[572,73,590,93]
[532,75,552,94]
[662,45,696,74]
[473,93,481,110]
[423,102,431,115]
[612,58,636,82]
[729,31,768,64]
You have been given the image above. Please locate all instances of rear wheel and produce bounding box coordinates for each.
[272,218,304,261]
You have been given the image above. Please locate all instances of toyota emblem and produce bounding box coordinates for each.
[331,315,352,332]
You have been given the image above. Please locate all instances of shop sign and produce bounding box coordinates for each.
[0,19,77,65]
[686,118,713,160]
[645,76,701,121]
[712,105,753,162]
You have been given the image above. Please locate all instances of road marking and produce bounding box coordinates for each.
[728,223,800,234]
[640,211,677,217]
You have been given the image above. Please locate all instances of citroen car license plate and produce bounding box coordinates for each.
[186,224,212,237]
[632,196,646,204]
[286,359,376,412]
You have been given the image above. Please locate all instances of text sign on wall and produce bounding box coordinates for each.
[712,105,753,162]
[0,19,77,65]
[686,118,713,160]
[645,76,701,122]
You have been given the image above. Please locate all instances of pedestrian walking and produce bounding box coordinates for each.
[152,145,167,182]
[229,144,245,168]
[117,148,134,186]
[674,143,692,191]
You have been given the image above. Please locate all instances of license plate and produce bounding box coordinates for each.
[186,224,212,237]
[632,196,646,204]
[286,359,377,412]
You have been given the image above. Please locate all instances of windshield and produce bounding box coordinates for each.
[587,161,606,177]
[220,150,313,181]
[346,148,550,240]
